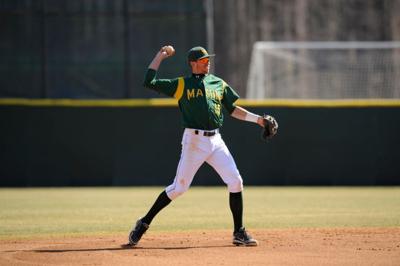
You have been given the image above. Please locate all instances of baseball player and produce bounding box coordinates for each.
[124,45,278,247]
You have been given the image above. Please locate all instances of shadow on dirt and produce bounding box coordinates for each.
[22,244,236,252]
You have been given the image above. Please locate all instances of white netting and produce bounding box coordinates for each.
[246,42,400,99]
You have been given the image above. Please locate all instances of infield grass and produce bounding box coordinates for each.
[0,187,399,239]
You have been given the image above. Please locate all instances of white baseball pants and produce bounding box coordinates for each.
[166,128,243,200]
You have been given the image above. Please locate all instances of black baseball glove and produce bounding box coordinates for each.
[261,114,278,141]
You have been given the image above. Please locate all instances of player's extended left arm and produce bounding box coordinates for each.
[231,106,265,127]
[232,106,279,140]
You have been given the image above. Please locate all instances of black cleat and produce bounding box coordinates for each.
[125,218,149,247]
[232,227,258,246]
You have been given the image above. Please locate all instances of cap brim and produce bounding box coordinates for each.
[199,54,215,59]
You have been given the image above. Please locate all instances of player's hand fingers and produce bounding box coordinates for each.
[160,45,175,58]
[160,51,168,58]
[158,47,169,59]
[160,46,168,53]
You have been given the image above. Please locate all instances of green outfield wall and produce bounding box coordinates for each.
[1,99,399,186]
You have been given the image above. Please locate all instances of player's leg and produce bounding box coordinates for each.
[206,138,243,232]
[138,138,207,226]
[125,131,210,247]
[165,132,210,200]
[144,131,210,223]
[141,143,207,226]
[206,136,258,246]
[125,189,173,247]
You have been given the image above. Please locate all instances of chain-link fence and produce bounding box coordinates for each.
[0,0,206,99]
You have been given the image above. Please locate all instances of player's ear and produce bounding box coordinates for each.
[189,61,196,70]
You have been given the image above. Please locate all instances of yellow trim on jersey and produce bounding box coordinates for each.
[0,98,399,108]
[173,77,185,100]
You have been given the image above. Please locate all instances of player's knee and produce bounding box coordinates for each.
[168,189,186,200]
[227,176,243,193]
[167,185,189,200]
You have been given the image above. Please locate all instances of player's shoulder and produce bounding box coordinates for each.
[205,74,227,85]
[207,73,222,80]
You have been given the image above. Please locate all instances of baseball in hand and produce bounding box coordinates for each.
[163,45,175,56]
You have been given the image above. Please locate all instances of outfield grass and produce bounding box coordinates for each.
[0,187,399,239]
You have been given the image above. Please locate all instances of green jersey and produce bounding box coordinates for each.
[143,68,239,130]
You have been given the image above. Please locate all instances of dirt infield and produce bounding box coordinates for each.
[1,228,399,266]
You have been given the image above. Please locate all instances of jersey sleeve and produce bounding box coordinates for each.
[221,80,240,114]
[143,68,179,98]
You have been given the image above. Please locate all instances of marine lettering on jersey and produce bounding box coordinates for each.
[186,88,222,101]
[187,89,195,100]
[187,88,204,100]
[196,89,203,98]
[205,88,222,101]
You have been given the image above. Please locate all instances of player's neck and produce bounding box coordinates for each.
[191,67,209,76]
[192,73,206,79]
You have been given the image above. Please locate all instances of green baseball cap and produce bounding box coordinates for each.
[187,46,215,62]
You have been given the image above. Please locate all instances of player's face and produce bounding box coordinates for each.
[192,57,210,74]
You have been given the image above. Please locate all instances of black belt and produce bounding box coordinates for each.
[194,130,217,137]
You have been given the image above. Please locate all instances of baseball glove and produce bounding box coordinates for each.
[261,114,278,141]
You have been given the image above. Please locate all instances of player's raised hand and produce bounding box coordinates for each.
[160,45,175,59]
[149,45,175,70]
